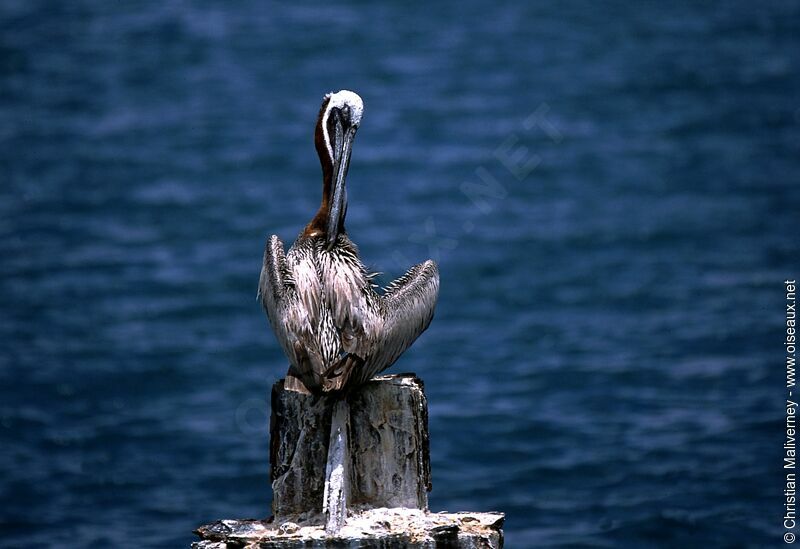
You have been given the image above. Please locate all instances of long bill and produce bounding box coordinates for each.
[325,124,356,250]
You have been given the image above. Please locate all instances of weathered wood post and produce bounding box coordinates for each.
[193,374,504,548]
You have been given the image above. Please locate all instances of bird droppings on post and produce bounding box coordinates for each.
[322,400,349,533]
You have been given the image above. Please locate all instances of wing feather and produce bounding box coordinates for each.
[362,259,439,380]
[258,235,292,354]
[258,235,325,393]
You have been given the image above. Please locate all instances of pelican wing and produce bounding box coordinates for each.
[258,235,322,393]
[258,235,292,349]
[365,259,439,379]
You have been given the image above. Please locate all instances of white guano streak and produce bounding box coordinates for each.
[324,400,350,534]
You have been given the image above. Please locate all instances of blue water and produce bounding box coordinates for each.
[1,1,798,547]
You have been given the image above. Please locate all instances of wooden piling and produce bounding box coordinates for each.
[193,374,504,548]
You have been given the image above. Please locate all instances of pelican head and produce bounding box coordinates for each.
[313,90,363,250]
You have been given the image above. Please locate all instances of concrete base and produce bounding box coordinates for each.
[193,508,504,548]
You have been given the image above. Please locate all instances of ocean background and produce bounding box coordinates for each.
[1,1,798,547]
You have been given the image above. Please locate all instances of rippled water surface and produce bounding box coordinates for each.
[1,1,798,547]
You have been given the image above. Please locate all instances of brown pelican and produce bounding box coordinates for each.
[258,90,439,396]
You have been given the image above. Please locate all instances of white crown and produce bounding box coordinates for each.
[325,90,364,127]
